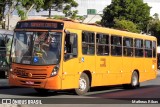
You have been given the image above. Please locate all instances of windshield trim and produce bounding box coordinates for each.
[12,31,62,65]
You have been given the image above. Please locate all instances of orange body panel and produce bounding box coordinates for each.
[9,19,157,91]
[9,63,62,90]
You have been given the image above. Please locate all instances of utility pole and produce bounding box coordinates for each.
[49,7,51,18]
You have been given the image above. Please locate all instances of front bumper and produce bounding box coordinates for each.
[9,73,62,90]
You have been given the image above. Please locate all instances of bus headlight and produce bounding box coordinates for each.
[50,65,59,77]
[9,65,14,74]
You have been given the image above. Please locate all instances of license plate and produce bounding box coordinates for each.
[26,81,34,85]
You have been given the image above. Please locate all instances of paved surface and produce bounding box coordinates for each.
[0,79,9,87]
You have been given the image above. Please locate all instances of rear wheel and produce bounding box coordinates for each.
[123,71,140,89]
[34,88,49,94]
[131,71,140,88]
[75,73,90,95]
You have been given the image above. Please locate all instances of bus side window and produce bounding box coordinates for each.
[152,41,156,58]
[96,33,109,55]
[111,35,122,56]
[123,37,133,57]
[135,39,144,57]
[82,31,95,55]
[64,33,78,60]
[145,40,152,58]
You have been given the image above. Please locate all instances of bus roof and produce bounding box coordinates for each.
[63,20,156,40]
[16,19,156,40]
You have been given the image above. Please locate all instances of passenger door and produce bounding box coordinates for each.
[62,30,80,89]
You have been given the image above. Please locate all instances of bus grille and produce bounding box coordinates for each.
[14,67,48,79]
[17,74,47,79]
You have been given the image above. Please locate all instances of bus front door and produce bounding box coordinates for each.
[62,32,80,89]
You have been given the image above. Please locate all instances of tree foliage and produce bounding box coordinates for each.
[0,0,13,29]
[101,0,151,32]
[0,0,6,21]
[16,0,44,20]
[43,0,78,18]
[148,13,160,45]
[114,19,140,33]
[16,0,78,20]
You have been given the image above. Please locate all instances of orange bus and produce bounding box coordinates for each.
[9,19,157,95]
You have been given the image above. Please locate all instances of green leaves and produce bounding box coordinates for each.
[148,14,160,44]
[114,19,140,33]
[16,0,78,20]
[101,0,151,33]
[16,0,45,20]
[16,6,26,20]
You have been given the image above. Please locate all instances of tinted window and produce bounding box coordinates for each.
[64,33,78,60]
[153,41,156,58]
[145,40,152,58]
[96,33,109,55]
[82,31,95,55]
[135,39,144,57]
[123,37,133,57]
[111,35,122,56]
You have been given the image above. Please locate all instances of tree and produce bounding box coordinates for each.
[16,0,78,20]
[16,0,44,20]
[52,15,65,19]
[148,13,160,45]
[101,0,151,32]
[0,0,5,21]
[114,19,140,33]
[42,0,78,18]
[0,0,13,29]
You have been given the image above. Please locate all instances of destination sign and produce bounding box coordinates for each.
[16,21,64,30]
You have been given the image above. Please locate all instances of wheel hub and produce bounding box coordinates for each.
[132,75,138,86]
[79,78,87,91]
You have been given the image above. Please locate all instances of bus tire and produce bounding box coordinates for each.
[130,71,140,88]
[34,88,49,94]
[123,71,140,89]
[75,73,90,95]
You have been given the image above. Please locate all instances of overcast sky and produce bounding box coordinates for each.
[144,0,160,16]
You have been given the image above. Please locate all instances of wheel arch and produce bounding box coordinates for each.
[82,70,92,87]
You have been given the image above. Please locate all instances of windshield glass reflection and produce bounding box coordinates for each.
[12,31,62,65]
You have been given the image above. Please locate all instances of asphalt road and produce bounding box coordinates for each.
[0,73,160,107]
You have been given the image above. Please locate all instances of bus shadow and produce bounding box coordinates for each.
[0,87,78,97]
[1,85,160,98]
[88,85,160,98]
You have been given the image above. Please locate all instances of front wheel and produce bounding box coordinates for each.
[75,73,90,95]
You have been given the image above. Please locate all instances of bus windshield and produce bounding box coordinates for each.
[12,31,62,65]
